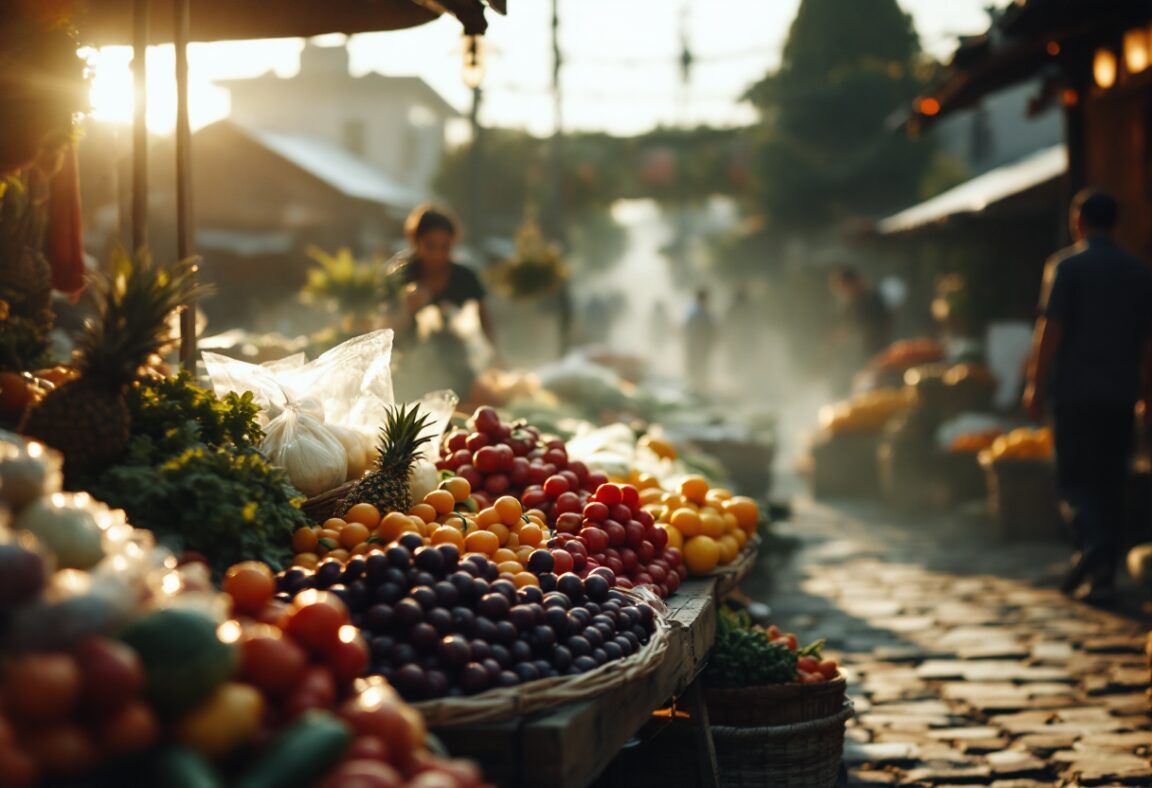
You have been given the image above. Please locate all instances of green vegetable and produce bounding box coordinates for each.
[120,608,237,718]
[235,711,352,788]
[149,746,223,788]
[87,443,305,575]
[76,373,305,577]
[703,628,797,688]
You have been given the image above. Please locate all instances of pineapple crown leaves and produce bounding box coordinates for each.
[374,403,436,471]
[77,246,213,384]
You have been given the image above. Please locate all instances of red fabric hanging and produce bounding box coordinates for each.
[44,141,86,297]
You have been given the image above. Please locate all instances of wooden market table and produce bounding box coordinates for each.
[432,563,754,788]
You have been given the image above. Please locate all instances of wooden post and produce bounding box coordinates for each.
[131,0,148,254]
[174,0,198,369]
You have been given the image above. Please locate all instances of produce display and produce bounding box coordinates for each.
[948,429,1002,454]
[982,427,1054,462]
[0,434,489,788]
[869,338,945,374]
[22,248,208,477]
[436,406,607,518]
[273,542,659,702]
[643,476,760,577]
[703,604,840,688]
[818,388,911,434]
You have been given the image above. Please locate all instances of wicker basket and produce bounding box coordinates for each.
[979,455,1061,541]
[704,676,847,726]
[711,701,853,788]
[302,481,355,522]
[808,431,882,499]
[417,614,671,727]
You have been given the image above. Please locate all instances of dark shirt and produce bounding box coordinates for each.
[850,288,891,356]
[1040,236,1152,404]
[394,258,486,309]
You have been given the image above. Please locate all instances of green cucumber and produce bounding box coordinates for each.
[234,711,351,788]
[150,746,223,788]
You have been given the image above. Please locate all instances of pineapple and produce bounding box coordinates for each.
[21,247,206,475]
[337,404,434,516]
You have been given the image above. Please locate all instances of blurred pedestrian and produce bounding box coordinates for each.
[684,288,717,394]
[1023,189,1152,603]
[387,204,502,400]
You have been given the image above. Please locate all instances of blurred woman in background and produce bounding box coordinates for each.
[387,204,501,400]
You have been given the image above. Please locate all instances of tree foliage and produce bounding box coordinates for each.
[747,0,933,230]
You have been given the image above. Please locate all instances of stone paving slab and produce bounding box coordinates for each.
[749,500,1152,787]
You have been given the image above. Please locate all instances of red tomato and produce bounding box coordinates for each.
[593,484,622,506]
[817,659,840,680]
[772,634,798,651]
[286,591,349,654]
[550,550,574,575]
[97,701,159,755]
[339,700,414,764]
[346,735,391,762]
[797,656,820,675]
[2,653,80,724]
[620,485,640,510]
[0,745,38,788]
[322,759,405,788]
[240,635,308,696]
[73,637,144,714]
[25,725,99,777]
[329,632,370,686]
[283,666,338,719]
[797,671,823,684]
[765,625,780,639]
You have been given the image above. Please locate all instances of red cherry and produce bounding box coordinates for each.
[543,475,571,499]
[551,550,575,575]
[583,502,609,522]
[594,484,622,506]
[465,432,490,452]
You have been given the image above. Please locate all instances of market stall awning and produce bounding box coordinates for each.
[76,0,496,45]
[908,0,1152,125]
[876,144,1066,235]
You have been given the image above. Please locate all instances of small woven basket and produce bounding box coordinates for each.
[711,701,853,788]
[704,675,846,726]
[979,455,1060,541]
[417,614,672,727]
[302,481,355,522]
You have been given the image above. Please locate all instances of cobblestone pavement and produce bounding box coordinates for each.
[749,500,1152,787]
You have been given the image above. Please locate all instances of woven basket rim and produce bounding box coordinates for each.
[704,674,847,695]
[710,700,854,738]
[415,614,672,726]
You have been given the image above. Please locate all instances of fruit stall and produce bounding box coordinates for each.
[0,4,852,787]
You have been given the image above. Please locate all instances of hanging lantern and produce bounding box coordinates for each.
[1123,28,1151,74]
[462,34,485,89]
[1093,47,1117,89]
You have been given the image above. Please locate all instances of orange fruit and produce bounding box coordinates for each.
[0,372,32,417]
[488,523,511,547]
[699,512,726,539]
[295,552,319,570]
[464,530,499,555]
[679,476,709,505]
[344,504,381,529]
[516,546,535,563]
[292,527,319,553]
[408,503,437,524]
[518,523,543,547]
[493,548,519,564]
[662,525,683,551]
[493,496,523,526]
[724,497,760,532]
[317,528,341,542]
[513,572,540,588]
[722,512,739,534]
[497,560,523,576]
[717,535,739,565]
[669,508,702,538]
[327,549,350,562]
[639,488,664,505]
[339,522,371,549]
[431,525,466,550]
[683,536,720,575]
[732,528,748,549]
[707,487,734,503]
[439,476,471,502]
[476,508,502,528]
[323,518,348,532]
[423,490,455,516]
[524,509,548,523]
[377,512,413,543]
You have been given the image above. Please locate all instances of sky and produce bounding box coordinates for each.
[87,0,995,138]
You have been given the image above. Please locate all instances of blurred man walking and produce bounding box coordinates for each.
[1023,190,1152,603]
